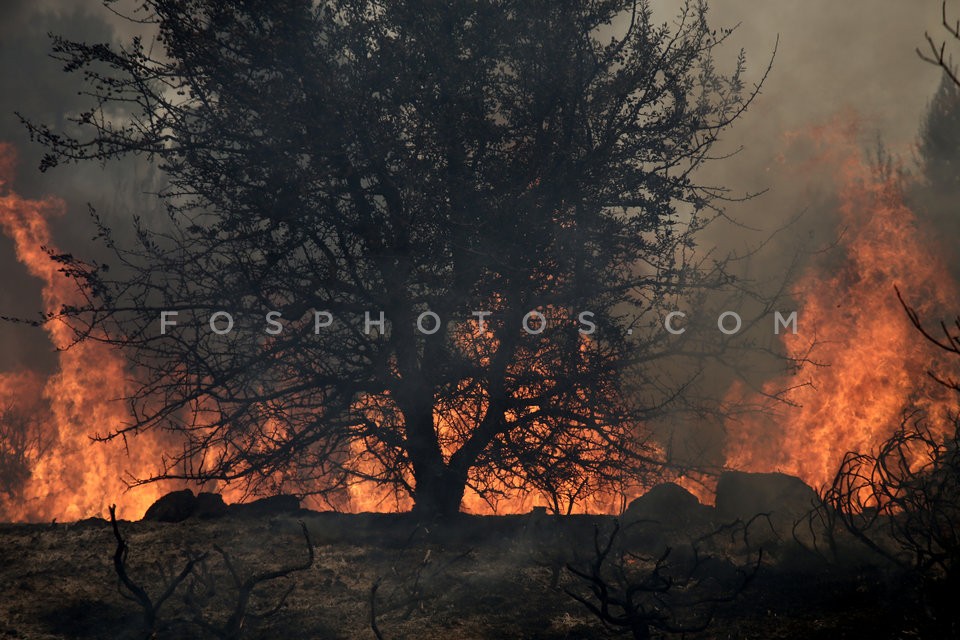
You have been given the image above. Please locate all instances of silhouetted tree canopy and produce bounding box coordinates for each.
[911,73,960,282]
[24,0,765,516]
[919,74,960,192]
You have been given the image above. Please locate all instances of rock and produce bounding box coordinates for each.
[230,494,300,517]
[75,516,108,527]
[619,483,711,554]
[715,471,818,523]
[196,492,228,519]
[142,489,197,522]
[622,482,709,526]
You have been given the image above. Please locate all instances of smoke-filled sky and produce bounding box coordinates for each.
[0,0,950,378]
[0,0,944,360]
[0,0,960,520]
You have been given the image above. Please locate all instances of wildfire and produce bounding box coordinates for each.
[1,143,639,520]
[724,116,959,492]
[7,113,952,522]
[0,142,184,521]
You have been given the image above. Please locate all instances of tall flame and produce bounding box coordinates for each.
[724,117,958,491]
[0,142,180,521]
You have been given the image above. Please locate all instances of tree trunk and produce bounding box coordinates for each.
[410,464,467,519]
[396,378,470,519]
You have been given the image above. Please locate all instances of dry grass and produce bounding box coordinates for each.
[0,512,919,639]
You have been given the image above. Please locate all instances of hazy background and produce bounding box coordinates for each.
[0,0,950,393]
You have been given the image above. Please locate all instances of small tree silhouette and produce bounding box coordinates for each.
[108,505,202,636]
[184,522,314,639]
[108,504,313,638]
[565,520,761,640]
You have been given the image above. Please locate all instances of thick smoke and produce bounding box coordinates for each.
[0,0,163,372]
[636,0,950,478]
[0,0,954,514]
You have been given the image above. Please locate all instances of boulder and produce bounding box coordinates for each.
[142,489,197,522]
[230,494,300,517]
[622,482,710,527]
[196,492,228,519]
[715,471,818,523]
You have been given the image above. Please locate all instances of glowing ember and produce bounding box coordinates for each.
[724,116,958,491]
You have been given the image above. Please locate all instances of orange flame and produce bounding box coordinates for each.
[724,116,958,491]
[0,142,185,521]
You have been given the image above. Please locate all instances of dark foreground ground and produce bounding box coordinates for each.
[0,509,933,639]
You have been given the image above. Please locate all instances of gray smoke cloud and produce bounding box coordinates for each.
[0,0,952,476]
[1,2,114,372]
[688,0,945,241]
[0,0,163,372]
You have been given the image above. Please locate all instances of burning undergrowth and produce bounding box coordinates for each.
[0,142,188,521]
[724,116,960,493]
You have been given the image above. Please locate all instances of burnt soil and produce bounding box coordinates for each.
[0,511,931,639]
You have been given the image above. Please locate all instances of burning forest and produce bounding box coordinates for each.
[2,0,960,638]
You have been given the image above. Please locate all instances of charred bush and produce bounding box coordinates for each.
[368,525,476,638]
[108,505,202,637]
[825,414,960,635]
[564,519,761,640]
[823,291,960,635]
[109,505,313,639]
[184,521,314,639]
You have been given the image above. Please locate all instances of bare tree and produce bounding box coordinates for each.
[0,400,53,511]
[919,1,960,87]
[109,504,202,636]
[22,0,770,517]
